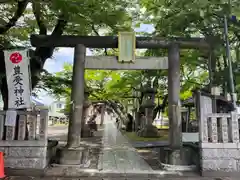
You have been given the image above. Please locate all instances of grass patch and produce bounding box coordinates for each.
[155,125,169,130]
[123,130,168,142]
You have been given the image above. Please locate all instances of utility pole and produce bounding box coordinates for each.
[223,0,237,109]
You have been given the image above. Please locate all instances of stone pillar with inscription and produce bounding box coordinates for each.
[59,44,86,165]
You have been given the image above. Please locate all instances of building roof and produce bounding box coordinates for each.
[32,97,45,106]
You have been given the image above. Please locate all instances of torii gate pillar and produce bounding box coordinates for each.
[168,43,182,164]
[59,44,86,164]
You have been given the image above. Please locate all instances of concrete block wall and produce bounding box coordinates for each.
[1,146,48,169]
[0,140,57,169]
[198,109,240,176]
[200,143,240,176]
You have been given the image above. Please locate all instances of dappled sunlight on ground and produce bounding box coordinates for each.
[46,114,170,173]
[136,149,152,153]
[123,130,168,142]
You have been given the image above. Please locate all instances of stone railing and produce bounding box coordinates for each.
[0,109,52,169]
[200,111,240,177]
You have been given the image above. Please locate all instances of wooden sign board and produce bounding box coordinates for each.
[118,32,136,63]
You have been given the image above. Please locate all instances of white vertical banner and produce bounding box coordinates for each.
[4,49,31,109]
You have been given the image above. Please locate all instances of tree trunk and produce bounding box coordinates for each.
[81,94,92,137]
[100,105,105,126]
[0,77,8,140]
[1,77,8,111]
[106,100,129,125]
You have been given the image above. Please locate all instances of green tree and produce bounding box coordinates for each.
[42,1,240,118]
[0,0,133,109]
[140,0,240,96]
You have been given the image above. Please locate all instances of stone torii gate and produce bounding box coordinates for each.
[30,35,209,165]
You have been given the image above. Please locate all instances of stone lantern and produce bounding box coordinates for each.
[137,84,159,137]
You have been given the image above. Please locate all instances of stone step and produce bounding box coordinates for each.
[6,169,228,180]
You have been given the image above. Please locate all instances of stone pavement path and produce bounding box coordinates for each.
[5,176,239,180]
[98,114,154,173]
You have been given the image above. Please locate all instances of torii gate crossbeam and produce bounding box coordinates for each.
[30,35,210,49]
[84,56,168,70]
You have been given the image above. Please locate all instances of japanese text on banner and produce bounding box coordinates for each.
[4,50,31,109]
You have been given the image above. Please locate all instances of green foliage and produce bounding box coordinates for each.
[140,0,240,98]
[0,0,135,108]
[2,0,240,109]
[59,95,71,116]
[43,0,240,107]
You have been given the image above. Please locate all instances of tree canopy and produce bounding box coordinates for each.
[0,0,133,109]
[140,0,240,92]
[1,0,240,111]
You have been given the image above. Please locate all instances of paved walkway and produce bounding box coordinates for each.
[98,115,154,173]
